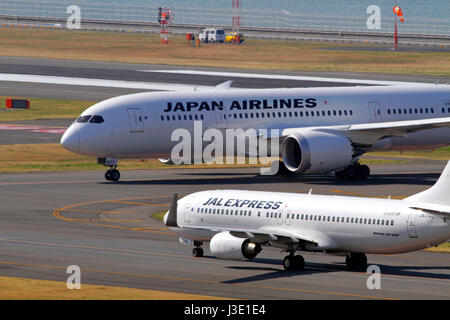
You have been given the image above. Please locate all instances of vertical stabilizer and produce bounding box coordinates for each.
[405,161,450,207]
[165,193,179,227]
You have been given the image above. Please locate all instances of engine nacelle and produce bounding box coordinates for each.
[209,231,262,260]
[281,131,353,174]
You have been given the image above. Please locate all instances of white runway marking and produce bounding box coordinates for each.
[138,69,430,86]
[0,73,213,91]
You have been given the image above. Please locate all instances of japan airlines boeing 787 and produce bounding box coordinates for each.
[61,83,450,181]
[164,161,450,271]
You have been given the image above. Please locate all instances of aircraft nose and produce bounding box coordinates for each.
[60,129,80,153]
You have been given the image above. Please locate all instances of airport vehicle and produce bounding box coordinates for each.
[60,84,450,181]
[198,28,226,43]
[164,161,450,270]
[225,32,245,43]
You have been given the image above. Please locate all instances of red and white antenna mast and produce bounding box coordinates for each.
[232,0,240,33]
[158,7,174,44]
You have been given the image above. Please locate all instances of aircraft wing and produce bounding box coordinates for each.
[281,117,450,147]
[184,224,338,250]
[231,226,338,250]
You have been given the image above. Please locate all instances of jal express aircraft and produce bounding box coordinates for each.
[61,84,450,181]
[164,161,450,271]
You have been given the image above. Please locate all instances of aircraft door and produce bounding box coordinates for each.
[277,211,283,225]
[368,102,382,122]
[127,108,144,133]
[285,210,293,225]
[407,213,418,238]
[184,199,193,223]
[215,107,227,129]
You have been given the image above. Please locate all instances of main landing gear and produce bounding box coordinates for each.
[345,252,367,271]
[282,250,305,271]
[192,241,204,257]
[335,163,370,180]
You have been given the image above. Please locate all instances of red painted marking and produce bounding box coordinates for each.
[0,125,66,134]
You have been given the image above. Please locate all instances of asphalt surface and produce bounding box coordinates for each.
[0,57,449,299]
[0,163,449,300]
[0,57,449,101]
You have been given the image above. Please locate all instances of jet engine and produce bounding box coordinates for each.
[281,130,353,174]
[209,231,262,260]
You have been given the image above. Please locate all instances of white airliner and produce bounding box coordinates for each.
[164,161,450,270]
[60,83,450,181]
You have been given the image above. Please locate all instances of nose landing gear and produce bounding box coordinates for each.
[105,168,120,182]
[98,158,120,182]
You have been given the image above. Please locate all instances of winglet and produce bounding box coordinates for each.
[165,193,179,227]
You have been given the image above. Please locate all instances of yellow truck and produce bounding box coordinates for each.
[225,32,245,43]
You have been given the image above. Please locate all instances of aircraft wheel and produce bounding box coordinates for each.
[105,169,112,181]
[345,165,357,179]
[109,169,120,182]
[357,165,371,179]
[192,247,204,258]
[293,255,305,270]
[345,252,367,271]
[283,256,293,270]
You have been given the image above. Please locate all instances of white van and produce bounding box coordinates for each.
[199,28,226,43]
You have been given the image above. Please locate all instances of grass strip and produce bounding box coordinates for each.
[0,96,93,121]
[0,28,449,76]
[0,275,228,300]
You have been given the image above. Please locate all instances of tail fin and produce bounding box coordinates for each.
[165,193,179,227]
[405,161,450,208]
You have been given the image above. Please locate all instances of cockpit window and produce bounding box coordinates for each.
[76,115,91,123]
[90,115,104,123]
